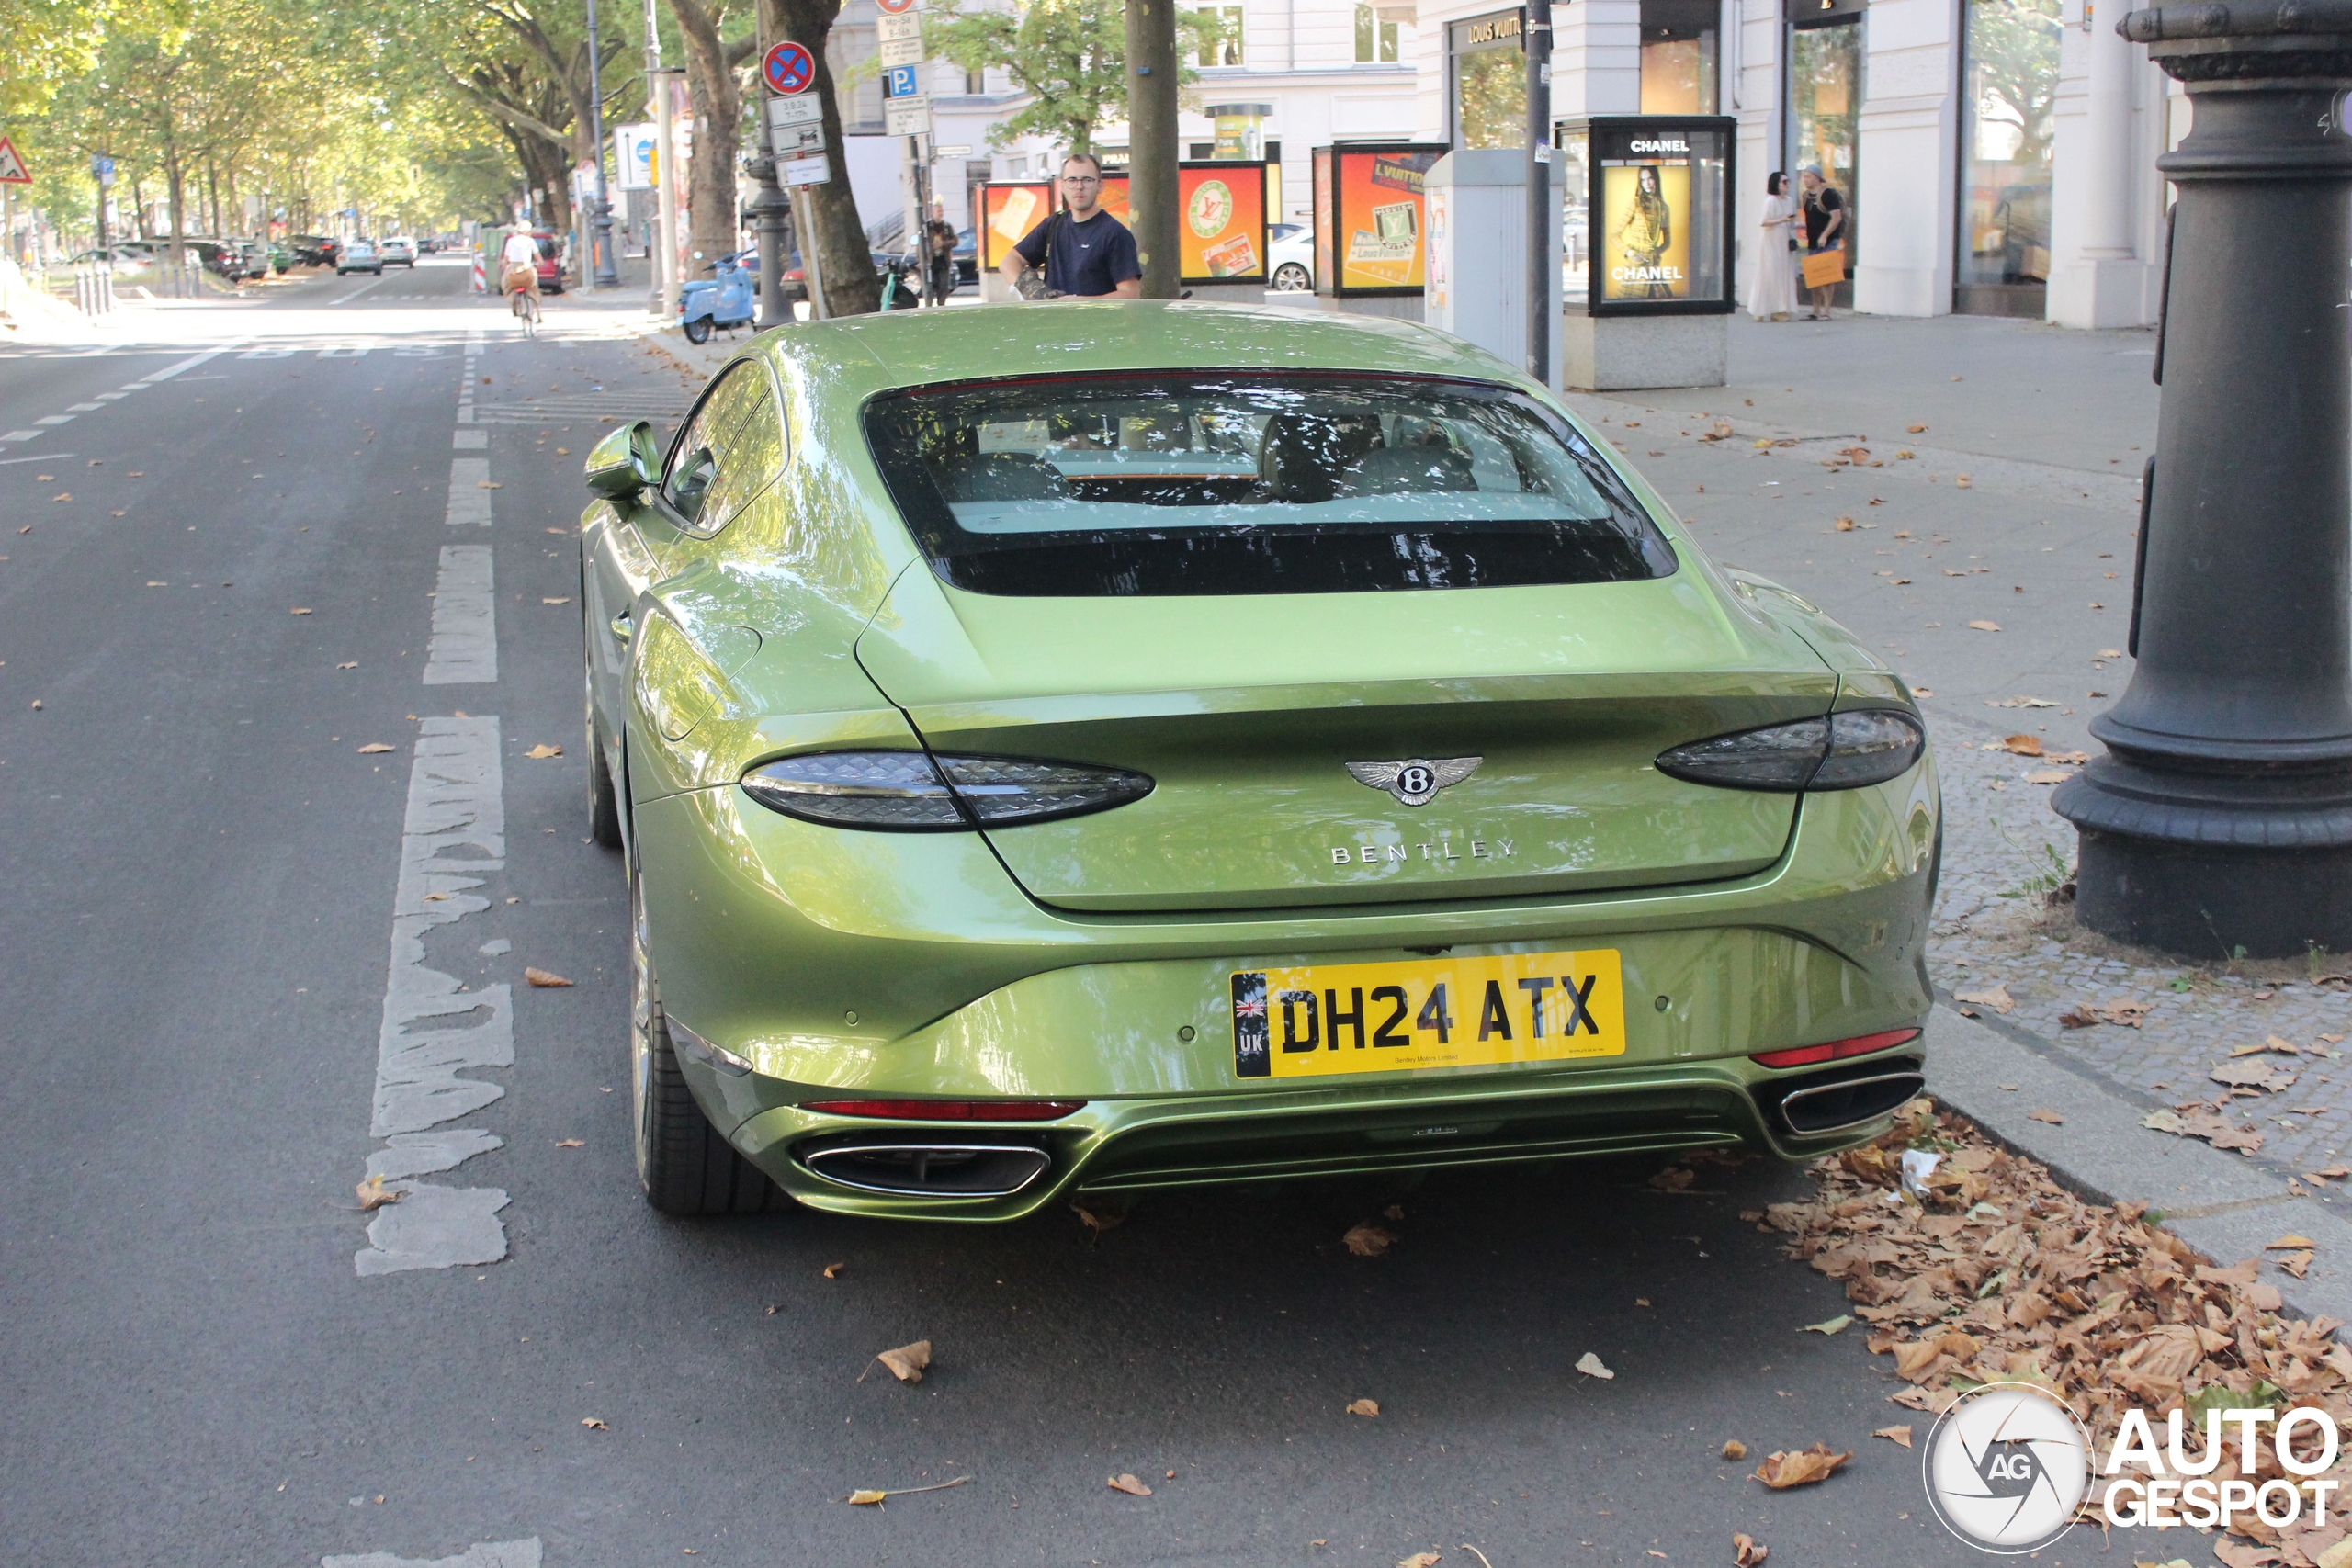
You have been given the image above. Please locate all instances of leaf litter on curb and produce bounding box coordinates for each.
[356,1174,401,1211]
[1873,1425,1914,1449]
[1952,983,2014,1014]
[1751,1444,1850,1489]
[1767,1096,2352,1565]
[1734,1533,1770,1566]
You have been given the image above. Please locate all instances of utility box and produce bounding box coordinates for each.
[1425,150,1564,393]
[1554,115,1736,389]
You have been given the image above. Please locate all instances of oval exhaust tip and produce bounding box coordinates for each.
[801,1142,1051,1198]
[1776,1071,1928,1137]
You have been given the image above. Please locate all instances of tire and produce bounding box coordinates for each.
[586,683,623,850]
[629,842,785,1215]
[683,317,712,344]
[1272,262,1312,292]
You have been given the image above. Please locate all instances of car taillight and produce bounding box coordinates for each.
[801,1099,1085,1121]
[1655,709,1924,792]
[1750,1027,1921,1069]
[740,750,1153,831]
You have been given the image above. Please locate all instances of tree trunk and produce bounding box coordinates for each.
[668,0,744,273]
[1124,0,1180,298]
[772,0,879,314]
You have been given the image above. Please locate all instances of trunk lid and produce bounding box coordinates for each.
[854,572,1835,913]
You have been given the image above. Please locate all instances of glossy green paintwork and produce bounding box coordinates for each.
[581,302,1939,1218]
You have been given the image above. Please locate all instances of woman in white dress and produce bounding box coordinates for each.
[1750,171,1799,321]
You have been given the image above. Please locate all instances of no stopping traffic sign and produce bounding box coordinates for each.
[763,40,816,95]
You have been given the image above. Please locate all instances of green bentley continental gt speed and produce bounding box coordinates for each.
[578,303,1938,1219]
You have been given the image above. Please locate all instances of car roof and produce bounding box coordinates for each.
[753,300,1528,400]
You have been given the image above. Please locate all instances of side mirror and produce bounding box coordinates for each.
[584,420,662,499]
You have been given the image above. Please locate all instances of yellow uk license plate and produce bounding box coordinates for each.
[1229,949,1625,1079]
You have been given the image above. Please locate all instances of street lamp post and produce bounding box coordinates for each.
[584,0,621,288]
[2052,0,2352,957]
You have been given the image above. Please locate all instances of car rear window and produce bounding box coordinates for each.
[863,372,1678,597]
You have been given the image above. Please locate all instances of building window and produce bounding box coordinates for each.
[1957,0,2061,312]
[1355,3,1402,62]
[966,68,986,96]
[1639,0,1717,113]
[1448,9,1525,149]
[1198,5,1244,66]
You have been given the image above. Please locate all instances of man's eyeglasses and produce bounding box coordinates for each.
[1061,175,1102,186]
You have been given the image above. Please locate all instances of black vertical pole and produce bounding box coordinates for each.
[1525,0,1553,381]
[2052,0,2352,957]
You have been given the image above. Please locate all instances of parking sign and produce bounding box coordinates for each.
[885,63,919,98]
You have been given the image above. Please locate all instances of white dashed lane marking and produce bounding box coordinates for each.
[354,717,512,1278]
[445,457,492,526]
[423,547,498,685]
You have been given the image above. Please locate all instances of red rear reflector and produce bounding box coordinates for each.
[1750,1028,1921,1070]
[801,1099,1084,1122]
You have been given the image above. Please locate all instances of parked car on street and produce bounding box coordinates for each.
[575,305,1939,1218]
[379,236,417,267]
[336,240,382,276]
[1268,223,1313,291]
[522,231,564,293]
[288,235,339,267]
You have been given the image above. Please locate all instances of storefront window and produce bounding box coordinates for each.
[1450,9,1526,149]
[1956,0,2060,313]
[1790,19,1860,289]
[1640,0,1718,115]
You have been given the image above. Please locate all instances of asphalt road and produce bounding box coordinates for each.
[0,265,2094,1568]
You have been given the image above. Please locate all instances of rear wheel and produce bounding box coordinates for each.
[1272,262,1312,292]
[629,843,785,1215]
[683,317,712,344]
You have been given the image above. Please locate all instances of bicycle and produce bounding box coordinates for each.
[503,264,540,336]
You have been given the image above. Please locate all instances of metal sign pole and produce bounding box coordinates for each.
[1524,0,1553,383]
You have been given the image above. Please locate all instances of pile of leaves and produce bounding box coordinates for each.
[1756,1099,2352,1566]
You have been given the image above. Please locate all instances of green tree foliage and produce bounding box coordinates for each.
[926,0,1223,157]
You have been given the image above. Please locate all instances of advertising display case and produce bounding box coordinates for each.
[1555,116,1735,316]
[974,182,1053,275]
[1310,142,1449,298]
[1175,161,1269,284]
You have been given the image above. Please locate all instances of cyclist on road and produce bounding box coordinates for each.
[499,229,542,301]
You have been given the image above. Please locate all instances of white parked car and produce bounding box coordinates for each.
[1268,222,1313,292]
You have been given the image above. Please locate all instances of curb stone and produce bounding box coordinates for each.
[1924,1001,2352,1327]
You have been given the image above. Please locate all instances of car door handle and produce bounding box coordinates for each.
[609,612,633,642]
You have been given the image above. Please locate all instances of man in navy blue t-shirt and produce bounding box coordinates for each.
[1000,152,1143,299]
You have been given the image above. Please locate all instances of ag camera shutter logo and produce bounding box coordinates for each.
[1921,1382,2091,1552]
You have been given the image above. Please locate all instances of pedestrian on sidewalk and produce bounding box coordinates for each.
[922,203,958,308]
[1800,165,1847,321]
[1750,171,1798,321]
[999,152,1142,301]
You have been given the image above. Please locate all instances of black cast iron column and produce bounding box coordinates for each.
[2053,0,2352,957]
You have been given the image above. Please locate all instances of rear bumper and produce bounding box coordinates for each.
[713,1047,1924,1221]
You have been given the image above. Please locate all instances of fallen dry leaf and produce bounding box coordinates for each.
[1107,1473,1153,1497]
[823,1262,844,1279]
[1347,1398,1380,1417]
[555,1138,584,1149]
[1996,734,2046,757]
[1575,1351,1615,1380]
[1968,620,2003,632]
[874,1340,932,1383]
[1802,1315,1851,1336]
[1734,1534,1769,1567]
[1072,1201,1125,1238]
[290,606,312,615]
[336,661,358,671]
[525,743,562,759]
[1906,423,1927,434]
[1952,983,2014,1014]
[1955,475,1973,490]
[2024,769,2073,785]
[1873,1425,1914,1449]
[524,968,573,987]
[1752,1444,1851,1489]
[844,1476,967,1506]
[2267,1235,2317,1250]
[1344,1222,1397,1258]
[2279,1250,2315,1280]
[1396,1556,1441,1568]
[356,1174,401,1211]
[1835,516,1855,532]
[2027,1110,2064,1125]
[1720,1438,1747,1461]
[477,479,503,489]
[541,596,571,604]
[581,1417,607,1430]
[356,743,395,754]
[1649,1167,1696,1192]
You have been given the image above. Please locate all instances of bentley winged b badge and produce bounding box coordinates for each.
[1345,756,1482,807]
